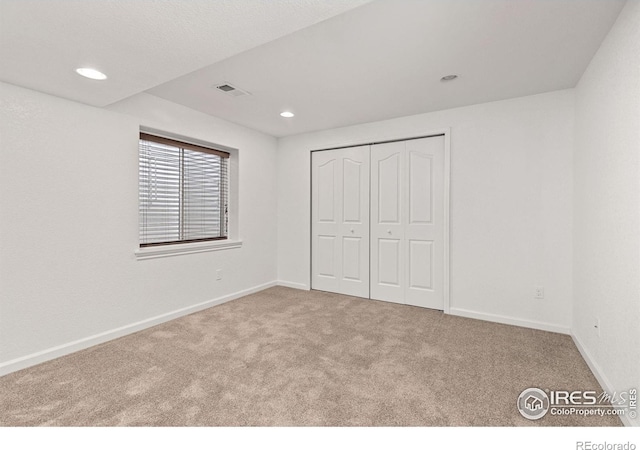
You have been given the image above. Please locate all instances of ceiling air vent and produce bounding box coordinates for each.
[214,82,251,97]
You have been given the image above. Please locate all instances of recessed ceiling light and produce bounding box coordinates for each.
[280,111,295,118]
[76,68,107,80]
[441,74,458,82]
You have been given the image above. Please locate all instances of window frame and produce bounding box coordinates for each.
[138,132,230,249]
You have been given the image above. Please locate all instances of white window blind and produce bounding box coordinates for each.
[139,133,229,247]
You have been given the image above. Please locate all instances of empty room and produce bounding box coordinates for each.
[0,0,638,441]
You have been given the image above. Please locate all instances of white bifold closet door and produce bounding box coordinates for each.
[311,146,370,298]
[370,136,445,309]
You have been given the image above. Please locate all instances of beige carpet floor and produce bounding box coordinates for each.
[0,287,620,426]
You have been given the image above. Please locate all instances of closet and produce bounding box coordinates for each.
[311,135,446,310]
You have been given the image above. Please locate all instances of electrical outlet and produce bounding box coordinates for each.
[534,286,545,299]
[594,317,600,337]
[216,269,223,281]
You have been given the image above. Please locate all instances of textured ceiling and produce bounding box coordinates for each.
[0,0,626,137]
[147,0,625,137]
[0,0,372,106]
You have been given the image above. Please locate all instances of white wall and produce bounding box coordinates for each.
[573,0,640,426]
[0,84,278,371]
[277,90,575,333]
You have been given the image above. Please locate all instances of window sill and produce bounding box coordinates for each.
[135,239,242,260]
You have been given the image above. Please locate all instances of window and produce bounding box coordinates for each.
[138,133,229,247]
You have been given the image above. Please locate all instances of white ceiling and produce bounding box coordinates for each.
[1,0,626,137]
[148,0,625,136]
[0,0,372,106]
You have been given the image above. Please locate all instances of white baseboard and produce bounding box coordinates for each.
[277,280,310,290]
[571,332,638,427]
[448,307,570,335]
[0,281,277,377]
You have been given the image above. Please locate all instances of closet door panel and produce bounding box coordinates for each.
[339,146,370,298]
[408,239,433,290]
[312,146,369,298]
[378,238,401,286]
[404,136,444,309]
[370,141,405,304]
[312,151,341,293]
